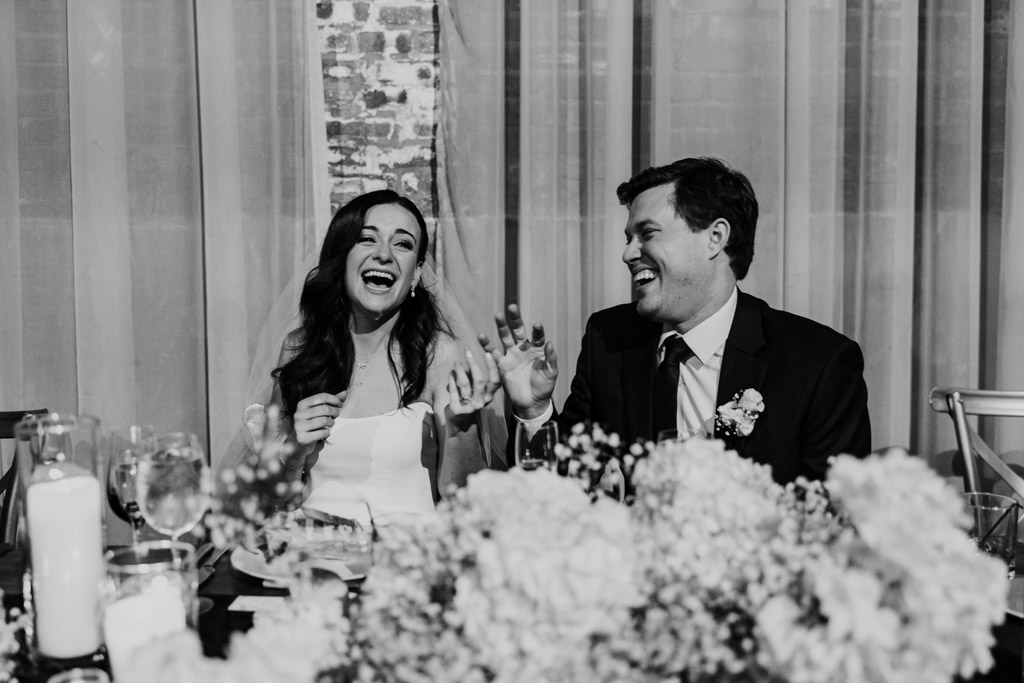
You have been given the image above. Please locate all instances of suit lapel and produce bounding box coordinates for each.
[622,309,660,441]
[715,292,768,453]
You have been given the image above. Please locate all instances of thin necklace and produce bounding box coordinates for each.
[354,344,387,370]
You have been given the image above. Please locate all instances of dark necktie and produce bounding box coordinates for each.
[653,336,693,436]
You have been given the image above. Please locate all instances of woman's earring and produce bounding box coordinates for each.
[410,280,418,297]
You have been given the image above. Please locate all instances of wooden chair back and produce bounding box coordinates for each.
[0,409,49,546]
[928,387,1024,500]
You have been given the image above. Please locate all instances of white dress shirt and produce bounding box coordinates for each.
[658,287,738,438]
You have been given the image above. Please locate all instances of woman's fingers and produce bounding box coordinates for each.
[454,359,473,405]
[478,332,501,359]
[482,350,500,393]
[293,392,343,444]
[295,392,343,414]
[466,350,499,401]
[447,351,500,416]
[447,372,468,414]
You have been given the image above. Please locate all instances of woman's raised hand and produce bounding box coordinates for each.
[447,350,500,416]
[293,391,346,448]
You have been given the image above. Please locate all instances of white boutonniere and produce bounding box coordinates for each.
[715,388,764,438]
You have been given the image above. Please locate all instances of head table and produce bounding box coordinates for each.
[0,545,1017,683]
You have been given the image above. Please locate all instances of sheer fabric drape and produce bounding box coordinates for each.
[439,0,1024,473]
[0,0,327,501]
[437,0,632,408]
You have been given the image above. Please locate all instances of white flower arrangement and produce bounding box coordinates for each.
[625,439,1006,683]
[117,433,1006,683]
[0,604,28,683]
[716,388,765,437]
[353,469,640,682]
[205,404,305,550]
[119,588,349,683]
[553,421,649,502]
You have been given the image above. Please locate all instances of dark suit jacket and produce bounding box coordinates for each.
[557,291,871,484]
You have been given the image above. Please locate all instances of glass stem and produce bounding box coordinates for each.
[130,517,143,547]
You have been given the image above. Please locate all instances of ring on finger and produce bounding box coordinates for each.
[460,396,471,405]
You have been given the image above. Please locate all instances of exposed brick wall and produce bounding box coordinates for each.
[316,0,439,230]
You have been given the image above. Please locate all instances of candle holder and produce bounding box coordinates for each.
[102,541,197,680]
[14,413,106,669]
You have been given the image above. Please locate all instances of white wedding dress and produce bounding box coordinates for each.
[302,401,437,518]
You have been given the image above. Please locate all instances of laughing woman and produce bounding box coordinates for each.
[257,190,505,517]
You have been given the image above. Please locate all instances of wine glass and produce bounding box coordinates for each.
[107,426,154,547]
[657,428,697,444]
[136,432,211,541]
[46,669,110,683]
[514,421,558,470]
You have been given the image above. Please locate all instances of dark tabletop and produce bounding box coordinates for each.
[0,545,288,666]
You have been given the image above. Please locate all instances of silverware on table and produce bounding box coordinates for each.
[194,542,214,567]
[198,545,230,585]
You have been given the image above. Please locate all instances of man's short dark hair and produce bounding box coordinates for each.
[616,157,758,280]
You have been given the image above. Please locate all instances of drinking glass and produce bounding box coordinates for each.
[657,428,696,444]
[285,498,374,598]
[136,432,210,541]
[107,426,154,547]
[963,492,1018,577]
[657,429,679,443]
[597,459,626,502]
[46,669,110,683]
[103,541,197,681]
[514,421,558,470]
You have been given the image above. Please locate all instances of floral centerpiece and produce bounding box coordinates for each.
[119,429,1007,683]
[623,440,1004,682]
[552,421,649,502]
[352,469,638,682]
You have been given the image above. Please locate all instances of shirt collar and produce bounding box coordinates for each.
[658,287,739,365]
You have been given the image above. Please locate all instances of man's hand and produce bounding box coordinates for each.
[478,304,558,419]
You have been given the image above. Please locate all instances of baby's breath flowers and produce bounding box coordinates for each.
[205,404,304,549]
[354,469,640,682]
[126,430,1005,683]
[0,602,29,682]
[627,440,1005,683]
[121,586,350,683]
[553,421,651,502]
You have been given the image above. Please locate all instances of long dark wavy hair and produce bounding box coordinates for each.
[273,190,451,416]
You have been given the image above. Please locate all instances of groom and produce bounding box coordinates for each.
[481,157,871,483]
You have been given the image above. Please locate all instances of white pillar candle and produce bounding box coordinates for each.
[26,475,104,658]
[103,578,187,680]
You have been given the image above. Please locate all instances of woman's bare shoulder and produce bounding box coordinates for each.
[422,333,462,403]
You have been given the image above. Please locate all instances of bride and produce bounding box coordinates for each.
[234,189,505,518]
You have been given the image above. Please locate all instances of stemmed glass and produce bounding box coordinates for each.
[514,421,559,470]
[107,426,155,547]
[135,432,211,541]
[657,428,696,444]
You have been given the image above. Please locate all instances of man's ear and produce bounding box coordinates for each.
[706,218,731,259]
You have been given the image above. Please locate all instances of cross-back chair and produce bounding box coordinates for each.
[928,387,1024,500]
[0,409,49,546]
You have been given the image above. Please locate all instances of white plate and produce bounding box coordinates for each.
[1008,576,1023,619]
[229,546,363,583]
